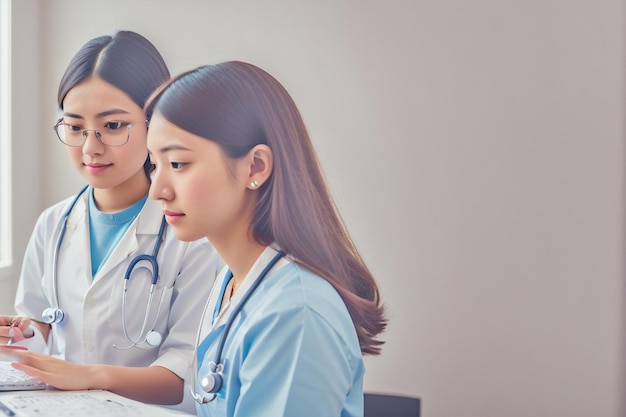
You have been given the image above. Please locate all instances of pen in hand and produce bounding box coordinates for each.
[7,318,34,345]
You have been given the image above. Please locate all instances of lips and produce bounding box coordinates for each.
[162,209,184,224]
[85,162,111,174]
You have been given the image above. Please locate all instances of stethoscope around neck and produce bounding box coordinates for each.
[190,250,285,404]
[42,185,167,349]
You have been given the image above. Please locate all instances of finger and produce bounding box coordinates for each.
[0,345,27,361]
[10,357,72,390]
[0,317,17,338]
[15,317,32,332]
[0,316,16,326]
[0,317,30,341]
[10,362,49,382]
[12,351,66,374]
[7,316,31,332]
[0,326,13,338]
[8,327,25,342]
[9,350,41,364]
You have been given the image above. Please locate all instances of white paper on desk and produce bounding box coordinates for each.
[0,389,194,417]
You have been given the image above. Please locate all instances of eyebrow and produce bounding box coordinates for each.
[62,108,132,119]
[148,144,194,155]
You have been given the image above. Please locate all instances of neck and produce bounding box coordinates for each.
[207,205,266,288]
[93,171,149,212]
[217,239,267,289]
[228,276,239,298]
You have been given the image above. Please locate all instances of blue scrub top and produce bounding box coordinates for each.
[195,250,364,417]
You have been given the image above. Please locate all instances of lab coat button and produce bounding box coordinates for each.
[84,341,93,352]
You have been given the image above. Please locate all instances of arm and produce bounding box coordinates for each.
[7,349,183,404]
[151,237,222,380]
[13,208,56,348]
[3,238,220,406]
[99,236,220,405]
[102,236,219,405]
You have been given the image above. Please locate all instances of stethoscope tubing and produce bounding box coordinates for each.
[191,250,285,403]
[47,185,167,349]
[49,185,90,321]
[116,217,167,348]
[213,251,284,365]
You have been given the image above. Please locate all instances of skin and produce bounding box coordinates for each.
[0,77,183,405]
[147,113,273,289]
[0,77,151,345]
[0,317,33,344]
[62,77,151,212]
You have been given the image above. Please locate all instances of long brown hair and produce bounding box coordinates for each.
[147,62,386,354]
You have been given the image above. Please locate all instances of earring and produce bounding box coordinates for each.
[250,180,259,189]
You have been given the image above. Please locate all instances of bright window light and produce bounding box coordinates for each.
[0,0,12,270]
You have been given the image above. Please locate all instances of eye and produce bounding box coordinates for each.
[104,121,129,130]
[170,162,186,169]
[66,124,82,132]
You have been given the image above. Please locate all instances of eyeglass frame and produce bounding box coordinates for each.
[53,118,150,147]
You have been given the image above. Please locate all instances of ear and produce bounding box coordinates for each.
[245,144,273,190]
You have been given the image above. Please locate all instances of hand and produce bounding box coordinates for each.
[5,349,100,391]
[0,345,27,361]
[0,316,34,345]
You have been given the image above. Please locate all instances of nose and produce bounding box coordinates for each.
[149,168,173,201]
[81,130,105,155]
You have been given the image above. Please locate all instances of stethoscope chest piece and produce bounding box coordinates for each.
[201,361,224,394]
[42,307,65,324]
[191,251,285,404]
[145,330,163,347]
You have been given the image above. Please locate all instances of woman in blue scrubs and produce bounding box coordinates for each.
[146,61,387,417]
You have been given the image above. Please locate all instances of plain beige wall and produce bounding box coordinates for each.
[1,1,624,416]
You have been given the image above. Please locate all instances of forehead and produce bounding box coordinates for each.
[147,114,220,153]
[62,77,142,115]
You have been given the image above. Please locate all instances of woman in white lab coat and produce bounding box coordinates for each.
[0,31,220,412]
[146,62,387,417]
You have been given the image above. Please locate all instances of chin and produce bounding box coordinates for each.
[171,227,205,243]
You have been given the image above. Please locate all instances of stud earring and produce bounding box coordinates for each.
[250,180,259,189]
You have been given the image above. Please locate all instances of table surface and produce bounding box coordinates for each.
[0,389,195,417]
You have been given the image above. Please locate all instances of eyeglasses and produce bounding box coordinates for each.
[53,118,149,147]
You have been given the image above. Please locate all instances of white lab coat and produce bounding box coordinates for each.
[15,189,221,412]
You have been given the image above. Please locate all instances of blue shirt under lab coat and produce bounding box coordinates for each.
[195,247,364,417]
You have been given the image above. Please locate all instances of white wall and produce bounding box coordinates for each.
[3,1,625,416]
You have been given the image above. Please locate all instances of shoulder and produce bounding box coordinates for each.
[240,262,361,360]
[254,262,355,333]
[262,262,338,300]
[35,193,85,225]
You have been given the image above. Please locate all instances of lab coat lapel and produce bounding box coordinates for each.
[62,193,91,283]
